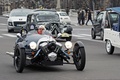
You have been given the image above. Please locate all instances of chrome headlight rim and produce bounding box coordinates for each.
[65,41,72,49]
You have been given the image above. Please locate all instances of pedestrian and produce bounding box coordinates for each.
[66,7,69,15]
[86,9,93,25]
[77,9,81,25]
[80,9,85,25]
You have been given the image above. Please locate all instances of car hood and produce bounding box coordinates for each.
[8,16,27,22]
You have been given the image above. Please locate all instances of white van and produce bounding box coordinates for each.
[104,7,120,54]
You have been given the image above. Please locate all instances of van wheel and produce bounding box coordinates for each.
[105,40,114,55]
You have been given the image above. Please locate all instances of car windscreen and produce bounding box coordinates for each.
[36,12,59,22]
[10,9,32,17]
[109,13,119,23]
[59,12,68,16]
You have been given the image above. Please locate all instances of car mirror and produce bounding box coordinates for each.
[20,29,28,37]
[16,33,22,38]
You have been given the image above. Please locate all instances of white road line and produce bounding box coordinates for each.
[0,36,3,38]
[72,34,85,37]
[73,28,90,30]
[2,34,16,37]
[0,23,7,26]
[0,29,7,31]
[72,34,91,38]
[80,34,91,36]
[77,37,104,43]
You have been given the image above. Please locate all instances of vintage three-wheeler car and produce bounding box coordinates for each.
[6,25,86,73]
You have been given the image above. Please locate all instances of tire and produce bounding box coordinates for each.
[14,46,26,73]
[100,30,104,40]
[66,32,72,41]
[91,29,96,39]
[105,40,114,55]
[73,45,86,71]
[8,29,13,33]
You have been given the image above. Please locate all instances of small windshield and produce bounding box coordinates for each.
[109,12,119,23]
[59,12,68,16]
[36,12,59,22]
[10,9,32,17]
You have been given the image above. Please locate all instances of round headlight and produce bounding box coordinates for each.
[29,42,37,50]
[65,41,72,49]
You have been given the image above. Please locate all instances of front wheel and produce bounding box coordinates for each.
[14,47,26,73]
[73,44,86,71]
[105,40,114,55]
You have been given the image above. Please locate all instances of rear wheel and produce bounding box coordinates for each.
[105,40,114,55]
[91,29,96,39]
[73,44,86,71]
[14,46,26,73]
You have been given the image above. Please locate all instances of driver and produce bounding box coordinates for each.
[37,25,46,34]
[37,25,52,36]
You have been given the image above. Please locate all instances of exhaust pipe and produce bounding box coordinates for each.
[6,52,14,58]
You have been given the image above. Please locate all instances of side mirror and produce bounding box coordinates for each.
[16,33,22,38]
[20,29,28,37]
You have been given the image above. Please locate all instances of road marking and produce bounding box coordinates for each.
[0,23,7,26]
[2,34,16,37]
[0,36,3,38]
[72,34,104,43]
[0,29,7,31]
[77,37,104,43]
[72,34,85,37]
[80,34,91,36]
[72,34,91,37]
[73,28,90,30]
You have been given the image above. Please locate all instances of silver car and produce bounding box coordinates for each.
[7,8,32,32]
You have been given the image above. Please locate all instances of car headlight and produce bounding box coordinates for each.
[29,42,37,50]
[8,22,13,26]
[65,41,72,49]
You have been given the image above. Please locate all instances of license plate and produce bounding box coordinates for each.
[17,24,23,27]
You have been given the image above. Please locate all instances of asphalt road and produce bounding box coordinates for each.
[0,16,120,80]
